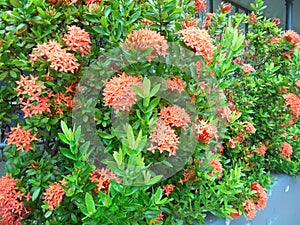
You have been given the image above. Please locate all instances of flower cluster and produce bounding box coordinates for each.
[194,0,206,12]
[283,30,300,44]
[279,141,293,161]
[208,158,223,179]
[251,182,268,210]
[63,25,91,56]
[30,40,79,73]
[242,64,256,74]
[165,77,186,93]
[178,27,215,63]
[123,28,168,57]
[14,75,45,100]
[283,93,300,122]
[0,175,29,225]
[249,12,257,24]
[43,180,66,211]
[6,124,38,152]
[149,119,180,156]
[256,142,267,156]
[89,168,120,192]
[103,73,142,112]
[181,17,198,29]
[243,198,257,220]
[220,2,232,13]
[162,184,176,196]
[159,105,191,129]
[243,121,256,133]
[194,120,217,144]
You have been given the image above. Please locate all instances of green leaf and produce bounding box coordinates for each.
[85,193,96,215]
[44,210,52,218]
[149,84,160,97]
[74,126,81,141]
[146,175,162,185]
[71,213,78,223]
[133,85,144,98]
[58,133,69,144]
[79,141,90,155]
[100,16,108,28]
[11,59,27,67]
[93,25,107,35]
[60,148,76,160]
[113,148,123,165]
[32,187,41,201]
[16,23,28,34]
[143,77,151,96]
[126,124,135,149]
[154,187,163,204]
[9,0,21,8]
[61,120,71,140]
[146,97,160,112]
[127,11,141,25]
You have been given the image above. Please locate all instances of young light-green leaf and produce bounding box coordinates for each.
[85,193,96,215]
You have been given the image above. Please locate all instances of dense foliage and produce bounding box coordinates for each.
[0,0,299,224]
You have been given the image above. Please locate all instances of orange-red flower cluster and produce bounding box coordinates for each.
[89,168,120,192]
[43,180,66,210]
[249,12,257,24]
[14,75,54,117]
[243,121,256,133]
[142,18,155,26]
[228,137,237,148]
[181,17,198,29]
[14,75,45,101]
[283,30,300,44]
[103,73,142,112]
[149,119,180,156]
[30,40,79,73]
[178,27,215,63]
[283,93,300,121]
[162,184,175,196]
[6,124,38,152]
[221,2,232,13]
[0,174,29,225]
[242,64,256,74]
[152,212,164,224]
[21,96,51,118]
[202,12,215,28]
[251,182,268,210]
[194,119,217,144]
[243,198,257,220]
[216,106,232,123]
[123,28,168,57]
[159,105,191,130]
[272,18,280,26]
[208,158,223,179]
[194,0,206,12]
[268,36,279,44]
[229,208,241,219]
[256,142,267,156]
[279,141,293,160]
[63,25,91,56]
[165,77,186,93]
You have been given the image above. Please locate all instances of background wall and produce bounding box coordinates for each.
[210,0,300,33]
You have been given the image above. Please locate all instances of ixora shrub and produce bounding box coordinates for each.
[0,0,299,224]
